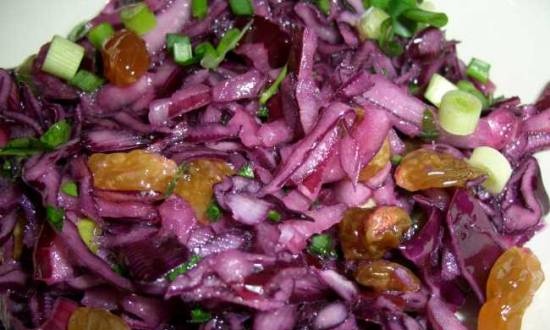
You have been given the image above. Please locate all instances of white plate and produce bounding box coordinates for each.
[0,1,549,329]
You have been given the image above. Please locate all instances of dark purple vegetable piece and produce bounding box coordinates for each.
[39,298,78,330]
[119,235,188,281]
[241,16,291,68]
[501,157,550,235]
[446,189,506,302]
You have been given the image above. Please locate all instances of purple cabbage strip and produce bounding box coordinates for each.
[1,0,550,329]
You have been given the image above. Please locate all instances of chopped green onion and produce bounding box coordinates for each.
[192,0,208,19]
[392,19,414,38]
[402,8,448,28]
[420,109,438,140]
[378,18,403,57]
[173,38,193,65]
[206,201,221,222]
[315,0,331,15]
[390,154,403,165]
[165,163,189,197]
[439,90,482,136]
[267,210,282,222]
[195,42,217,59]
[40,120,72,149]
[201,21,252,69]
[456,80,490,109]
[166,33,186,51]
[369,0,390,9]
[120,3,157,35]
[467,146,512,194]
[257,105,269,121]
[308,234,335,257]
[0,138,43,157]
[87,22,115,49]
[259,65,288,105]
[166,255,202,281]
[190,308,212,323]
[357,7,390,40]
[68,21,90,42]
[238,163,255,178]
[15,55,36,86]
[61,181,79,197]
[69,70,105,92]
[77,218,99,253]
[217,23,251,54]
[42,36,85,80]
[46,206,65,231]
[386,0,416,17]
[424,73,457,107]
[466,58,491,84]
[229,0,254,16]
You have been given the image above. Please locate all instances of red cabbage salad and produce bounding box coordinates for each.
[1,0,549,329]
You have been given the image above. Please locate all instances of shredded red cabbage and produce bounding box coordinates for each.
[0,1,549,329]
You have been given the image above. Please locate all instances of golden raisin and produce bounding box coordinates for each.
[395,149,484,192]
[355,260,421,292]
[68,307,129,330]
[339,206,411,260]
[88,150,177,193]
[88,151,233,222]
[102,30,150,86]
[359,138,391,182]
[364,206,411,259]
[478,247,544,330]
[174,159,234,223]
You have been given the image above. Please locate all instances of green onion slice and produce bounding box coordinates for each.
[201,21,252,69]
[172,37,193,65]
[77,218,99,253]
[424,73,457,107]
[206,201,221,222]
[467,146,512,194]
[41,36,85,80]
[166,255,202,281]
[308,234,336,257]
[456,80,490,109]
[61,181,79,197]
[377,18,403,57]
[69,70,105,92]
[190,308,212,323]
[68,21,90,42]
[40,120,72,149]
[315,0,331,15]
[402,8,448,28]
[357,7,390,40]
[256,105,269,121]
[438,90,482,136]
[46,206,65,231]
[466,58,491,84]
[229,0,254,16]
[420,109,439,140]
[259,65,288,105]
[87,22,115,49]
[192,0,208,19]
[238,163,255,178]
[267,210,282,222]
[0,138,43,157]
[120,3,157,35]
[439,90,483,135]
